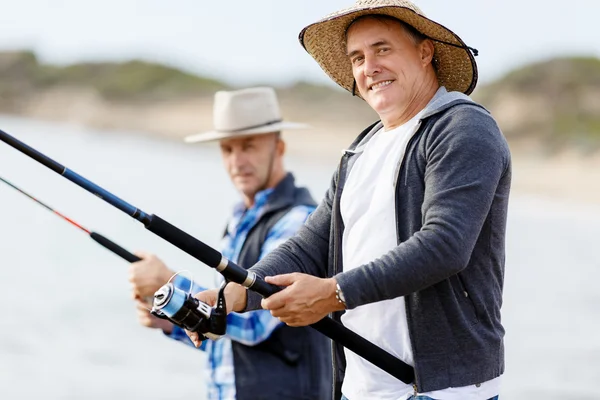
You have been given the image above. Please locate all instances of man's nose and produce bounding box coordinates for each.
[230,149,248,169]
[364,54,382,77]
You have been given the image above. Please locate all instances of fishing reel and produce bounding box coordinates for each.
[150,282,227,341]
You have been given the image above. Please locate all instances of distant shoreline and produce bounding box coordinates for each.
[2,110,599,207]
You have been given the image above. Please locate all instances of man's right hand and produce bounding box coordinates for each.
[185,283,248,347]
[128,252,174,300]
[135,299,174,334]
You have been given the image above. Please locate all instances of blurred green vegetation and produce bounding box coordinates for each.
[0,50,599,151]
[484,57,600,92]
[0,50,225,100]
[475,56,600,152]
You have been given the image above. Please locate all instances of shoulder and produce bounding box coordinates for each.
[428,102,502,138]
[423,102,510,159]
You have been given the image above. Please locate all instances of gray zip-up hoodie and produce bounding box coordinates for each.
[245,88,512,397]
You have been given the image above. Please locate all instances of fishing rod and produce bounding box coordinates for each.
[0,128,415,384]
[0,175,141,263]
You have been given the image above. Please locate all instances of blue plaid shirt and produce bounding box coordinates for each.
[168,187,315,400]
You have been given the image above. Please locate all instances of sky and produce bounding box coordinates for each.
[0,0,597,88]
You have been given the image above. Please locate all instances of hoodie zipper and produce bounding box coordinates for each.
[331,150,351,400]
[394,124,422,392]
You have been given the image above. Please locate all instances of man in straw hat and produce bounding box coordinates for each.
[188,1,511,399]
[127,86,332,400]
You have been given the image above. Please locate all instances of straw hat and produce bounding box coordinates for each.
[298,0,479,96]
[184,87,309,143]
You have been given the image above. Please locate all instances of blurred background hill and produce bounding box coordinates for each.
[474,56,600,154]
[1,50,599,203]
[0,50,376,139]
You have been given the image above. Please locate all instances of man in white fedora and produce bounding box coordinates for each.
[127,86,332,400]
[188,1,511,400]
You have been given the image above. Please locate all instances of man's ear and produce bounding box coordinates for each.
[277,137,286,157]
[420,39,435,66]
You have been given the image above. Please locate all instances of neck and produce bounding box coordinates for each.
[242,169,287,208]
[382,78,439,130]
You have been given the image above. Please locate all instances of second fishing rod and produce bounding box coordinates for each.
[0,175,141,264]
[0,128,415,384]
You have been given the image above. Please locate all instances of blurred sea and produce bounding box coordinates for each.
[0,115,598,399]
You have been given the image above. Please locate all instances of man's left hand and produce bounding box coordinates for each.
[262,273,345,326]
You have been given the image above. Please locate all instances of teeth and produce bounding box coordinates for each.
[371,80,392,90]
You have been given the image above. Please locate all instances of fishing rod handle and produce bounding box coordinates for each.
[312,319,414,383]
[90,232,141,263]
[145,215,255,286]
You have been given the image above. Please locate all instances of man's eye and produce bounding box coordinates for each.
[352,56,364,65]
[378,47,390,54]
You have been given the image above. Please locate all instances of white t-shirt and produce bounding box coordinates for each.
[339,112,501,400]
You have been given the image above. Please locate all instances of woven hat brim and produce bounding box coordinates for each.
[299,6,478,96]
[184,122,310,144]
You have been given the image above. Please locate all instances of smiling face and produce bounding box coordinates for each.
[346,16,437,127]
[219,132,286,206]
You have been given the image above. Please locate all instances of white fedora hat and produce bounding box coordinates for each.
[184,87,309,143]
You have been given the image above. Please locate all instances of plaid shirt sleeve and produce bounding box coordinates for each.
[225,204,315,346]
